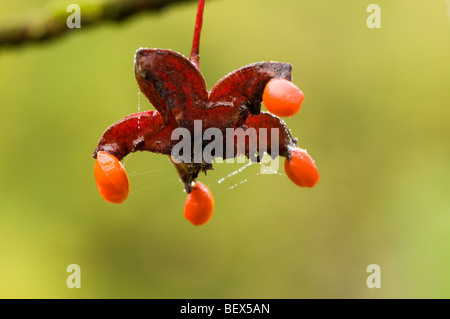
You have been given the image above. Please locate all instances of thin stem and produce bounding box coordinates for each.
[189,0,205,69]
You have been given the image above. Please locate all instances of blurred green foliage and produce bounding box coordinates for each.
[0,0,449,298]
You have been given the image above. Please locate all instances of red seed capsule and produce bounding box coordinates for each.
[184,182,214,226]
[284,147,319,188]
[94,151,130,204]
[263,78,305,117]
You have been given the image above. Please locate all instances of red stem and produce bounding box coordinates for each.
[189,0,205,69]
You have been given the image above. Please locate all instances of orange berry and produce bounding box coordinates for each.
[284,148,319,188]
[184,182,214,226]
[263,78,304,117]
[94,151,130,204]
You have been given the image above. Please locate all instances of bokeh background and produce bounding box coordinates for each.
[0,0,449,298]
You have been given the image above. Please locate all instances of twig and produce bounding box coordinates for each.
[0,0,201,49]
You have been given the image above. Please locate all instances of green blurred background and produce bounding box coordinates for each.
[0,0,449,298]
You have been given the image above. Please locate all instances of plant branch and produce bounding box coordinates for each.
[0,0,202,49]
